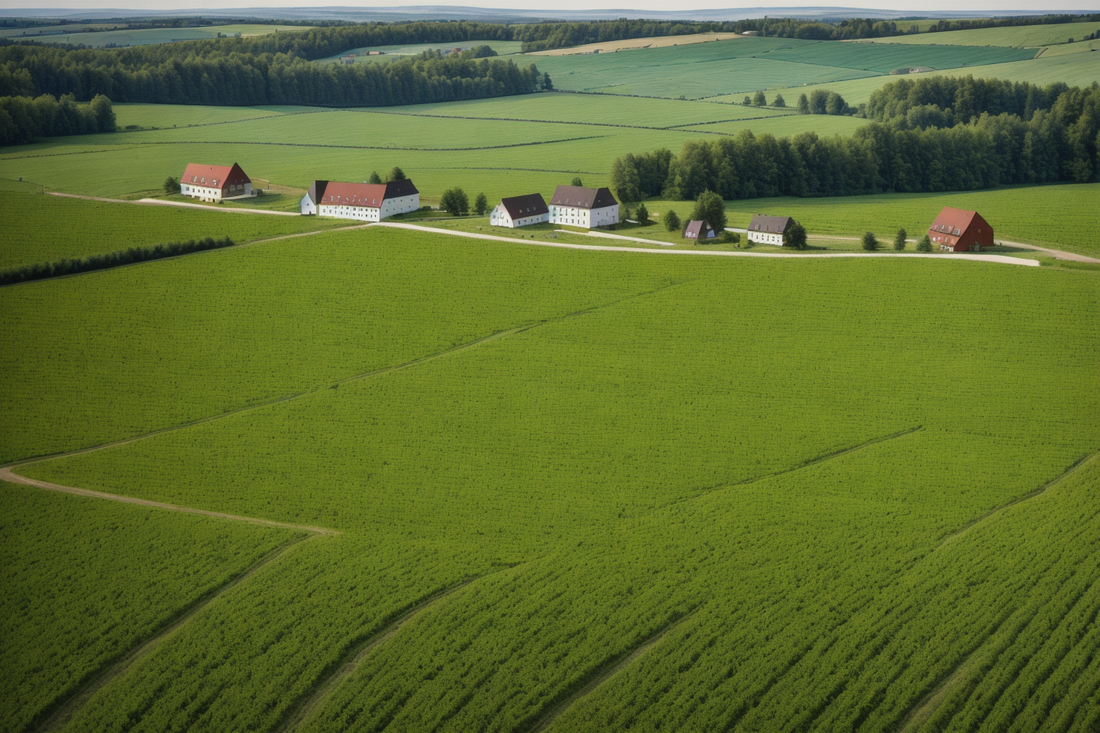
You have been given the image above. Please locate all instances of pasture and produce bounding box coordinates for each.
[528,32,744,56]
[315,39,524,64]
[2,226,1097,732]
[876,20,1100,48]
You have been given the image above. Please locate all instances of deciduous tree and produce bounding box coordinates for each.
[692,190,727,232]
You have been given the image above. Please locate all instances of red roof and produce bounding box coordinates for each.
[320,182,388,208]
[181,162,250,190]
[928,207,979,238]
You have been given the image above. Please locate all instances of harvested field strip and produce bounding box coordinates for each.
[280,573,507,733]
[94,136,613,152]
[939,449,1100,546]
[352,108,791,132]
[526,609,698,733]
[34,536,314,733]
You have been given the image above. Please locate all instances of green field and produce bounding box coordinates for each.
[3,23,313,47]
[876,21,1100,48]
[316,39,524,64]
[2,225,1097,732]
[0,190,349,269]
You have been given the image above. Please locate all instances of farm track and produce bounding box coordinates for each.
[525,610,699,733]
[277,572,509,733]
[939,449,1100,547]
[31,535,316,733]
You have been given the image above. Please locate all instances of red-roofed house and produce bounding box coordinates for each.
[180,163,251,202]
[300,179,419,220]
[927,207,993,252]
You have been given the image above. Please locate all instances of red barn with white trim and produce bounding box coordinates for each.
[927,207,994,252]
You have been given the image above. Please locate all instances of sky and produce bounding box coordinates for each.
[4,1,1097,12]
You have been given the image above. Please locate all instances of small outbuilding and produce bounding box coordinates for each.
[927,207,993,252]
[683,220,717,241]
[490,193,549,228]
[179,162,252,202]
[747,215,793,246]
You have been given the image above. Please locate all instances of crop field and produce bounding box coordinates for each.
[2,225,1097,732]
[0,190,348,269]
[876,21,1100,48]
[113,104,314,130]
[316,40,524,64]
[762,40,1037,73]
[528,32,744,56]
[0,480,299,733]
[7,23,313,47]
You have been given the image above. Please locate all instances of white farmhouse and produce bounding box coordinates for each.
[179,162,252,202]
[300,179,420,221]
[747,215,793,246]
[549,185,619,229]
[489,193,549,228]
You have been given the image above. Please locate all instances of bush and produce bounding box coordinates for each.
[636,202,649,224]
[917,234,933,252]
[164,176,180,194]
[862,232,879,251]
[440,187,469,216]
[894,228,907,251]
[785,221,807,250]
[664,210,681,232]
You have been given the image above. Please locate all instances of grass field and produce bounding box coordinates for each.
[5,23,313,47]
[528,32,744,56]
[2,225,1096,732]
[0,189,350,269]
[315,39,524,64]
[873,21,1100,48]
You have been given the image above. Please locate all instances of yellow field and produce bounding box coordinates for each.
[527,32,745,56]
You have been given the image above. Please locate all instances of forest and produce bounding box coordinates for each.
[0,92,114,145]
[610,79,1100,202]
[0,46,543,109]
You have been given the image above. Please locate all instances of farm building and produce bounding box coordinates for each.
[683,220,718,241]
[490,193,549,228]
[927,207,994,252]
[747,215,793,246]
[179,163,251,202]
[549,185,619,229]
[300,179,419,221]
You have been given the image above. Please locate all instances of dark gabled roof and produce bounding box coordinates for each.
[748,215,793,233]
[550,185,618,210]
[384,179,419,198]
[499,193,548,219]
[307,180,329,204]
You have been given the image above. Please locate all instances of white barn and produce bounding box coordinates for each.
[179,162,252,202]
[490,193,549,228]
[549,185,619,229]
[747,215,793,246]
[301,179,419,221]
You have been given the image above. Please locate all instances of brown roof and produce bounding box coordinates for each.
[748,215,793,233]
[181,162,250,190]
[928,207,982,237]
[683,220,715,239]
[313,179,418,207]
[500,193,548,219]
[550,185,618,210]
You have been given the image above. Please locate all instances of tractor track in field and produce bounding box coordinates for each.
[525,609,699,733]
[276,570,515,733]
[938,449,1100,547]
[30,536,317,733]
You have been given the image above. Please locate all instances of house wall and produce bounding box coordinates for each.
[550,204,617,229]
[301,195,317,215]
[490,203,512,227]
[379,193,419,219]
[749,230,784,245]
[180,183,223,202]
[319,204,381,221]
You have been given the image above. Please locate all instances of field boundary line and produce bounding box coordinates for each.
[939,449,1100,547]
[277,570,514,733]
[115,134,611,152]
[0,466,340,535]
[3,282,682,471]
[32,535,316,733]
[524,609,699,733]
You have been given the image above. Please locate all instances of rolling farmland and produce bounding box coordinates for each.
[2,19,1100,733]
[3,226,1098,732]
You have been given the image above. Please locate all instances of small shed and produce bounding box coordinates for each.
[927,207,993,252]
[683,220,717,240]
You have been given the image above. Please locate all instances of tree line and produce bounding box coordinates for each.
[0,237,235,286]
[0,91,115,145]
[0,45,543,107]
[610,78,1099,202]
